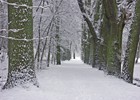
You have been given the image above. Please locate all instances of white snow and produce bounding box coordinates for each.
[0,58,140,100]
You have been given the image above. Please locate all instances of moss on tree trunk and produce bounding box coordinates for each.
[3,0,38,89]
[122,0,140,83]
[103,0,122,76]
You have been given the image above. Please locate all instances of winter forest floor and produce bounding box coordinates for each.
[0,58,140,100]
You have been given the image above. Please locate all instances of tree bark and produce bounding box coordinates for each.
[103,0,122,76]
[47,38,52,67]
[56,34,61,65]
[3,0,38,89]
[122,0,140,83]
[77,0,98,67]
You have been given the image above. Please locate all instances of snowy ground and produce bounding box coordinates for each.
[0,58,140,100]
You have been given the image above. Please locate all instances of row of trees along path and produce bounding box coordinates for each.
[0,0,140,89]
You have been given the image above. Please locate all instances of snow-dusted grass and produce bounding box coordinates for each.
[0,58,140,100]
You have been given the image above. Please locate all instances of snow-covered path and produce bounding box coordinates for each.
[0,58,140,100]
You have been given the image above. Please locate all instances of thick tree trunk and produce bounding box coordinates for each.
[3,0,38,89]
[99,11,109,71]
[81,23,90,64]
[103,0,122,76]
[122,0,140,83]
[92,0,102,69]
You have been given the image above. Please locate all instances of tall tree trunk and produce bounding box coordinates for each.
[99,9,108,71]
[77,0,98,67]
[73,52,75,59]
[103,0,122,76]
[81,22,90,64]
[3,0,38,89]
[36,0,45,69]
[122,0,140,83]
[92,0,102,69]
[40,20,54,65]
[47,37,52,67]
[56,34,61,65]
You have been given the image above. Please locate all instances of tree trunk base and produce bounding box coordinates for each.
[2,69,39,89]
